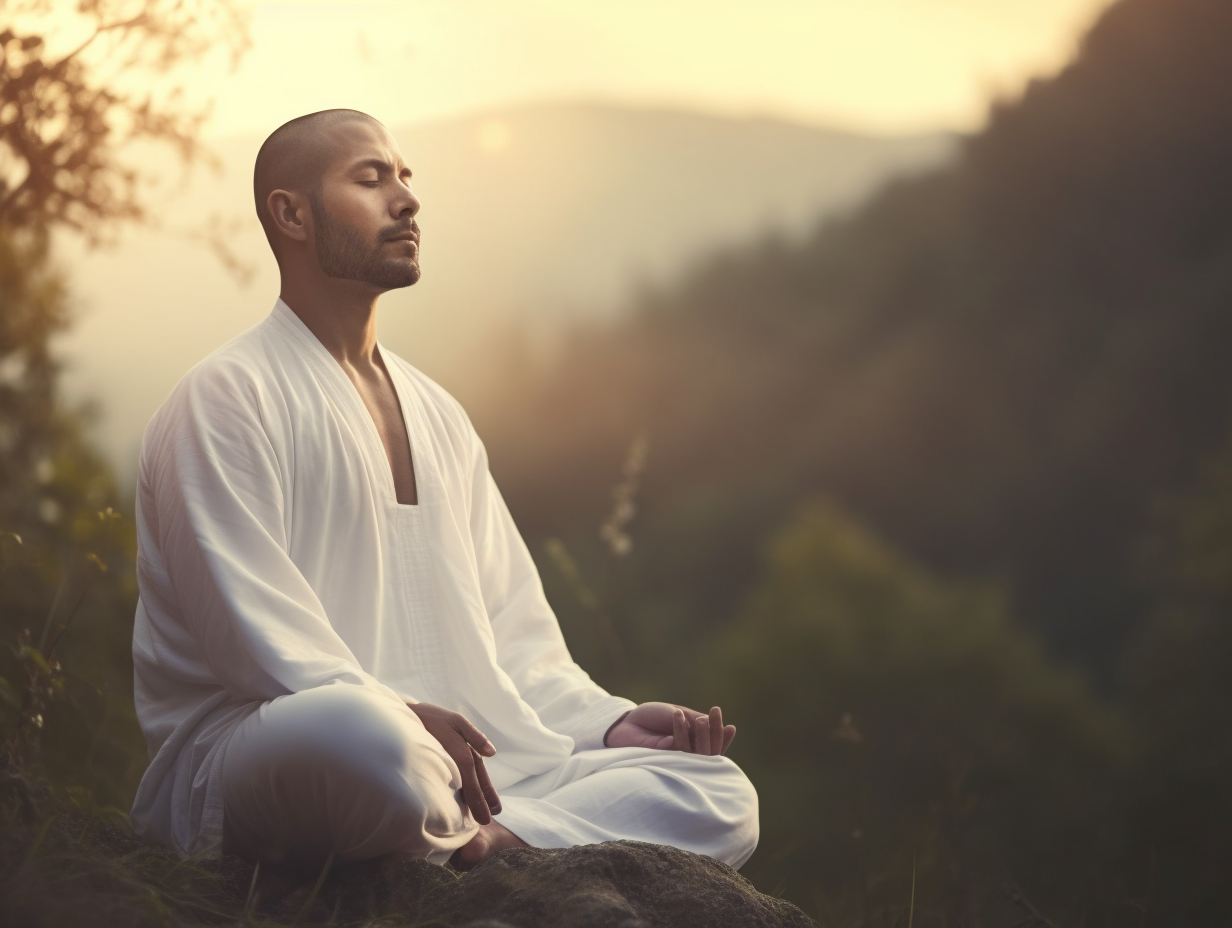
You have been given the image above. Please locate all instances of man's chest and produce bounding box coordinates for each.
[345,371,418,506]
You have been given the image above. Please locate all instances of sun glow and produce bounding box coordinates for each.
[477,119,512,154]
[193,0,1116,138]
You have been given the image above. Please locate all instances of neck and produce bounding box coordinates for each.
[279,273,383,366]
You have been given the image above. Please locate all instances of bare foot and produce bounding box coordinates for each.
[450,821,528,871]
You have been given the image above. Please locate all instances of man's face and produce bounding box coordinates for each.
[310,120,421,290]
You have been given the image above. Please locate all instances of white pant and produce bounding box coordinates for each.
[221,684,759,870]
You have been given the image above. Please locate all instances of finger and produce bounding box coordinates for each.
[672,708,691,752]
[691,713,711,755]
[456,747,492,825]
[708,706,724,756]
[456,717,496,758]
[721,724,736,754]
[473,747,503,815]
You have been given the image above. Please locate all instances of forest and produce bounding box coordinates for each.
[3,0,1231,925]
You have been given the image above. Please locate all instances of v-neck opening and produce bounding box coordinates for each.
[374,342,421,510]
[267,300,423,511]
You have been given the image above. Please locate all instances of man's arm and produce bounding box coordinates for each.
[465,428,637,751]
[143,363,414,708]
[464,424,738,756]
[147,364,508,823]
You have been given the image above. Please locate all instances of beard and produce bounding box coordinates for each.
[309,193,421,290]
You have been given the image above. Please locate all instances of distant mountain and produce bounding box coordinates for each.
[471,0,1232,680]
[53,103,951,475]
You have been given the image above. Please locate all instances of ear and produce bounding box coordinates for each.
[265,188,310,242]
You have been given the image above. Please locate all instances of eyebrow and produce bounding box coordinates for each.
[348,158,412,178]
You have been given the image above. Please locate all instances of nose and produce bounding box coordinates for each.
[391,180,419,220]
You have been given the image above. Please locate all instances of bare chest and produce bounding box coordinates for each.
[346,370,418,506]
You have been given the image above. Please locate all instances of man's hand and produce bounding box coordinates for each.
[604,702,736,755]
[408,702,502,824]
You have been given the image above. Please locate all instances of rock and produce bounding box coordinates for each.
[233,840,815,927]
[416,841,815,928]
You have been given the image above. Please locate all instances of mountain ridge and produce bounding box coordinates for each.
[53,101,953,475]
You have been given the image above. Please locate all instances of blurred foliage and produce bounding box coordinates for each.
[0,226,140,809]
[467,0,1232,922]
[479,0,1232,680]
[1122,445,1232,926]
[704,500,1135,926]
[0,0,251,808]
[0,0,250,239]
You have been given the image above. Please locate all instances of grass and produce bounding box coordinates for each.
[0,765,464,928]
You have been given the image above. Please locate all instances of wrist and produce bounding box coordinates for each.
[602,710,633,747]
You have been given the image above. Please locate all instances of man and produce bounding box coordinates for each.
[129,109,758,872]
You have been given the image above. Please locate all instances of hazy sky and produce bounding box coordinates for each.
[53,0,1120,475]
[197,0,1117,138]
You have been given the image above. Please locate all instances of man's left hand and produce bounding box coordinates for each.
[604,701,736,755]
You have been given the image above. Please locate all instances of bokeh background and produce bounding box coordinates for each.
[4,0,1232,925]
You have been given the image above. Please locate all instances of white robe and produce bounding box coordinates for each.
[130,299,641,858]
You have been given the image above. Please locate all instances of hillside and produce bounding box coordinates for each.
[51,103,949,475]
[472,0,1232,677]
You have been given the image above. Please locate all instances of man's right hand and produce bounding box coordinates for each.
[407,702,502,824]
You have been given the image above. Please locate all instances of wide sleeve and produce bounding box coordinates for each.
[138,363,413,710]
[466,427,636,752]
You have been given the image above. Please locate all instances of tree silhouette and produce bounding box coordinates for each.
[1125,445,1232,925]
[0,0,251,805]
[0,0,248,238]
[479,0,1232,680]
[704,499,1132,924]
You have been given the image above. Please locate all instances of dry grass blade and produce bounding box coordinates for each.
[245,859,261,919]
[908,855,916,928]
[294,849,335,925]
[1001,880,1058,928]
[21,812,57,866]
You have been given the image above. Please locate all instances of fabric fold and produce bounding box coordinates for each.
[131,299,634,857]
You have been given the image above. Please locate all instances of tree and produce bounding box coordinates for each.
[702,500,1134,925]
[478,0,1232,681]
[1,0,248,237]
[1124,446,1232,926]
[0,0,250,807]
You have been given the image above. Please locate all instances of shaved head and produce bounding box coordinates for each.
[253,109,384,247]
[254,109,421,291]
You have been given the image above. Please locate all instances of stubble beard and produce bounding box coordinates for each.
[309,192,421,290]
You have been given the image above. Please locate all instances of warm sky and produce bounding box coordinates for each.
[197,0,1117,138]
[51,0,1121,475]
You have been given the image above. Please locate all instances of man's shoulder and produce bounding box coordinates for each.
[136,319,283,487]
[147,317,281,435]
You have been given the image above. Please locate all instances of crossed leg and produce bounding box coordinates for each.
[493,746,760,870]
[221,682,475,869]
[220,683,759,873]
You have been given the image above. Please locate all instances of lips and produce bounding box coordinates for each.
[385,227,419,246]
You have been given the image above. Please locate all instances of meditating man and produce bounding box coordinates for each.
[129,109,759,872]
